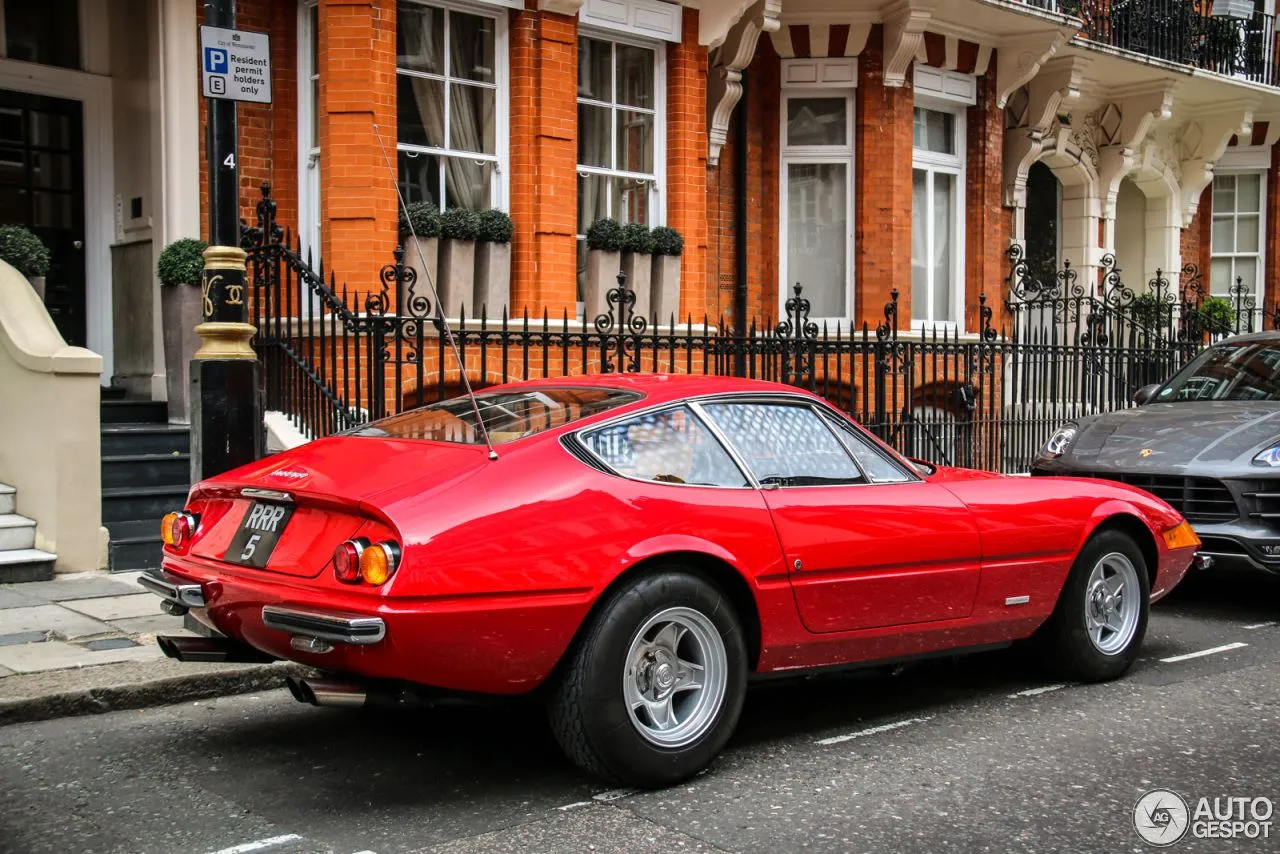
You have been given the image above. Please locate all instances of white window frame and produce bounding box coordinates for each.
[574,29,667,231]
[1209,166,1267,300]
[910,96,967,330]
[778,73,855,329]
[297,0,321,265]
[574,28,666,312]
[395,0,510,211]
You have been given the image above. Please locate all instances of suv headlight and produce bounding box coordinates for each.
[1253,442,1280,467]
[1040,425,1078,459]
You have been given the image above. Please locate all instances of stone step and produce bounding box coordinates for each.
[101,424,191,457]
[0,483,13,516]
[108,537,163,573]
[101,485,190,525]
[101,453,191,490]
[0,548,56,583]
[100,399,168,425]
[0,513,36,551]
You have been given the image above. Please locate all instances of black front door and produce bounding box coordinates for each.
[0,90,86,347]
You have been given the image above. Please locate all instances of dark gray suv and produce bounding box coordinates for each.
[1031,330,1280,574]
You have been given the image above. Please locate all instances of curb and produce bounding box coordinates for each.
[0,661,315,728]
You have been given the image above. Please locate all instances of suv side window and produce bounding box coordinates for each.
[579,405,749,487]
[820,412,915,483]
[701,402,866,486]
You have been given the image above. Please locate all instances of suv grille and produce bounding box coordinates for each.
[1085,474,1239,524]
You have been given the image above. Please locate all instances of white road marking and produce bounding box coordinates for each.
[206,836,303,854]
[1160,642,1248,663]
[1009,684,1066,698]
[557,801,593,811]
[815,716,933,746]
[592,788,639,802]
[1244,621,1277,630]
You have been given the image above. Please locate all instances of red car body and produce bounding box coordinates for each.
[148,374,1197,698]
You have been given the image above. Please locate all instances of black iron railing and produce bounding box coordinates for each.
[1058,0,1280,86]
[241,186,1280,475]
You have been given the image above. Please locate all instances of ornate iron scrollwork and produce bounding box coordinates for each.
[595,270,647,373]
[775,283,816,386]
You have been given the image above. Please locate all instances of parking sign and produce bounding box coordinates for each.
[200,26,272,104]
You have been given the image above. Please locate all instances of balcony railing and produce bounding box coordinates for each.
[1053,0,1280,87]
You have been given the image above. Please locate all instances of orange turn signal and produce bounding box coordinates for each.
[161,512,195,549]
[1162,520,1201,551]
[359,541,400,585]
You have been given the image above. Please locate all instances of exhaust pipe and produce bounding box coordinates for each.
[286,675,369,708]
[156,635,275,664]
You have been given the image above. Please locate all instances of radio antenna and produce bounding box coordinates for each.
[373,125,498,461]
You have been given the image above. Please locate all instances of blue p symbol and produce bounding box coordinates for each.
[205,47,228,75]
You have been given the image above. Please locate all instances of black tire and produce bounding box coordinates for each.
[1039,528,1151,682]
[546,568,748,789]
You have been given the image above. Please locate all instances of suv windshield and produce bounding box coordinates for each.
[341,387,642,444]
[1155,341,1280,402]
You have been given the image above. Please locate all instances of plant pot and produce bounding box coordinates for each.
[439,237,476,318]
[584,248,621,319]
[621,252,653,320]
[26,275,45,301]
[161,281,204,423]
[474,241,511,317]
[401,235,438,316]
[651,255,681,323]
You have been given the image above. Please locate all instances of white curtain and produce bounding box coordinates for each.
[400,7,493,209]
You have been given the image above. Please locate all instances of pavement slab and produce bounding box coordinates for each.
[62,593,166,622]
[107,613,187,636]
[2,572,142,601]
[0,604,115,639]
[0,588,37,610]
[0,638,163,674]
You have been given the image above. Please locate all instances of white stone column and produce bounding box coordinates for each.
[1059,184,1101,291]
[154,0,202,405]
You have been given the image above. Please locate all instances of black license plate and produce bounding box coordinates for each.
[224,502,294,568]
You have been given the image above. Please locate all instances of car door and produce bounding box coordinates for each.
[699,399,983,634]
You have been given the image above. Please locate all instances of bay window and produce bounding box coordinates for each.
[576,33,663,299]
[1211,172,1265,299]
[396,0,507,211]
[910,103,965,327]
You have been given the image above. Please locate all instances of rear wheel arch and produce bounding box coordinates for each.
[552,551,763,682]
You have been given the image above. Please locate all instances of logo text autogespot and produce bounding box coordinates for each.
[1134,789,1274,846]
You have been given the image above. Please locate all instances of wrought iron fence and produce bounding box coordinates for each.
[1061,0,1280,86]
[241,185,1280,475]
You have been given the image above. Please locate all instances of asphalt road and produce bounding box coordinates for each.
[2,567,1278,854]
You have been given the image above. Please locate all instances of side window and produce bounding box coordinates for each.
[821,413,915,483]
[580,406,748,487]
[701,402,865,486]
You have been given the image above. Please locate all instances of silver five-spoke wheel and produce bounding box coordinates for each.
[1084,551,1141,655]
[623,606,727,748]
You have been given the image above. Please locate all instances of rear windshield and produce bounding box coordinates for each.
[340,387,642,444]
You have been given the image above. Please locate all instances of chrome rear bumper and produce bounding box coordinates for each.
[261,605,387,646]
[137,570,206,612]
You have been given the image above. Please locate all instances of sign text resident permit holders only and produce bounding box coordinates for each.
[200,25,272,104]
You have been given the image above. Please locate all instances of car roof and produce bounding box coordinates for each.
[1204,329,1280,345]
[482,372,814,406]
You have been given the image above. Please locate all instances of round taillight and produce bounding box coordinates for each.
[161,512,195,549]
[360,542,400,585]
[333,540,364,583]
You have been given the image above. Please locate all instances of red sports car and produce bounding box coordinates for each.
[140,374,1201,788]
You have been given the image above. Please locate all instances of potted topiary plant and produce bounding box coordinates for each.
[620,222,654,318]
[156,237,209,423]
[438,207,480,317]
[0,224,51,299]
[649,225,684,323]
[398,200,440,314]
[474,208,513,316]
[584,218,624,317]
